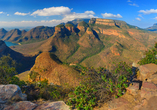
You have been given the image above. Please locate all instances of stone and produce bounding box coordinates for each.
[0,84,26,103]
[138,63,157,81]
[126,82,139,96]
[108,97,131,110]
[147,74,157,84]
[35,101,70,110]
[140,82,157,99]
[3,101,37,110]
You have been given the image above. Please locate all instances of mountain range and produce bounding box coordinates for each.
[2,18,156,70]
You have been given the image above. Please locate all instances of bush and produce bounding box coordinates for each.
[138,44,157,65]
[67,62,132,109]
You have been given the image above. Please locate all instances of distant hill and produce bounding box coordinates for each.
[146,23,157,33]
[0,26,55,43]
[10,18,157,69]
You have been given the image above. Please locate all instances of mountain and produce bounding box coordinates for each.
[146,23,157,33]
[18,26,55,42]
[10,18,157,69]
[0,26,55,43]
[29,52,82,88]
[66,18,90,27]
[0,28,7,39]
[2,29,23,41]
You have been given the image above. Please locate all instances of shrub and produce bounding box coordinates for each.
[67,62,132,109]
[138,45,157,65]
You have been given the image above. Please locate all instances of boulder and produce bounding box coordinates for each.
[138,63,157,81]
[140,82,157,99]
[3,101,37,110]
[35,101,70,110]
[0,84,26,103]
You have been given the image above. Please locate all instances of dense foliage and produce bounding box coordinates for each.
[67,62,132,109]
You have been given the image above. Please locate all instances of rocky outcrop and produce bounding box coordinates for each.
[137,63,157,81]
[95,19,116,26]
[0,84,70,110]
[97,63,157,110]
[98,28,126,38]
[65,24,75,32]
[77,21,89,32]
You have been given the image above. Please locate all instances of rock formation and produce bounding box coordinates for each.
[0,84,70,110]
[95,63,157,110]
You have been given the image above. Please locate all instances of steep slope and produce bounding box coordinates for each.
[18,26,55,42]
[0,28,7,39]
[0,40,36,72]
[29,52,82,88]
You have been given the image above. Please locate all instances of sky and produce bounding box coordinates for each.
[1,0,157,29]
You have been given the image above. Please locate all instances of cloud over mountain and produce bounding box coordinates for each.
[101,13,122,18]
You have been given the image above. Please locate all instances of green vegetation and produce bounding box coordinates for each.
[78,21,89,27]
[67,62,132,109]
[138,43,157,65]
[65,24,74,27]
[0,55,26,88]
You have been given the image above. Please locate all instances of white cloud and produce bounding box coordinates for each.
[62,11,96,21]
[14,12,30,16]
[139,9,157,14]
[101,13,122,18]
[136,18,141,21]
[153,17,157,20]
[7,14,9,16]
[129,3,139,7]
[138,14,143,18]
[127,0,132,2]
[31,6,71,16]
[0,11,4,14]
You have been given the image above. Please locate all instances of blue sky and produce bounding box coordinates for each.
[0,0,157,28]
